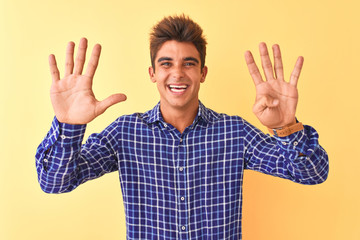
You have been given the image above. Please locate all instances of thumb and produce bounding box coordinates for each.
[253,95,279,114]
[96,93,127,115]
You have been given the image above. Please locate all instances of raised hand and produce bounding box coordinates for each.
[244,42,303,129]
[49,38,127,124]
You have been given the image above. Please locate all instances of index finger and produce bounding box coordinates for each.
[289,56,304,87]
[85,44,102,79]
[245,50,263,86]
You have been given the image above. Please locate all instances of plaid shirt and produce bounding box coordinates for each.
[35,101,328,240]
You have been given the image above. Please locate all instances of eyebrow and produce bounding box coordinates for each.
[184,57,199,63]
[157,57,199,63]
[157,57,172,62]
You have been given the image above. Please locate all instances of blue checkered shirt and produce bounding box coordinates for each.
[35,101,328,239]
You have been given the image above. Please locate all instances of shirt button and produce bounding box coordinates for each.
[282,142,287,145]
[60,135,66,139]
[179,167,184,172]
[293,141,298,146]
[179,138,183,143]
[181,226,186,231]
[43,159,48,163]
[164,123,168,128]
[180,196,185,201]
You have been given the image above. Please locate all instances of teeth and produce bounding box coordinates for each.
[169,85,187,89]
[169,85,187,93]
[171,88,186,93]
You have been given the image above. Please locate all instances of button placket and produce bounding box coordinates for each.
[177,135,188,237]
[178,162,187,235]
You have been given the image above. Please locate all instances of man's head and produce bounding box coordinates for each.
[150,14,207,71]
[148,15,208,116]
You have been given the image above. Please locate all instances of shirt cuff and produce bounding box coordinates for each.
[273,124,319,160]
[41,116,87,150]
[274,129,307,153]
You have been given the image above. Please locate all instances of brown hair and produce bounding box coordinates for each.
[150,14,207,70]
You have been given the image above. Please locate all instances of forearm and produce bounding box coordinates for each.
[274,125,329,185]
[35,117,87,193]
[244,121,329,184]
[35,117,119,193]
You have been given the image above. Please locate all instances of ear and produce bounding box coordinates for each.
[200,66,208,83]
[148,66,156,83]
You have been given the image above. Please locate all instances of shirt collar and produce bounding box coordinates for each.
[140,100,220,127]
[144,102,163,124]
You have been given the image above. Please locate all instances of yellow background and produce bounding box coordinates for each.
[1,0,359,239]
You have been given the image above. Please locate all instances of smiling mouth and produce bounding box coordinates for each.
[168,84,188,93]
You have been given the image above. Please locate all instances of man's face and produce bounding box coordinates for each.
[149,40,207,113]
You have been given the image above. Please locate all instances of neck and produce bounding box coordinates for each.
[160,102,199,134]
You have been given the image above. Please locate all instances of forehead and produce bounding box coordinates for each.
[156,40,200,61]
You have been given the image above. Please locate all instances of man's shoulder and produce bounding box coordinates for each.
[197,101,231,121]
[201,105,245,125]
[212,114,246,128]
[112,112,148,124]
[111,105,159,128]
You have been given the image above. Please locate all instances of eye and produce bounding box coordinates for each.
[184,62,196,66]
[160,62,171,67]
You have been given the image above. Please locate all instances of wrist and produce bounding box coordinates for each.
[268,121,303,137]
[283,119,297,128]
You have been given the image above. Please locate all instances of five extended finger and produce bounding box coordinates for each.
[49,54,60,82]
[85,44,102,79]
[290,56,304,87]
[64,41,75,76]
[73,38,88,75]
[244,50,263,86]
[272,44,284,80]
[259,42,274,81]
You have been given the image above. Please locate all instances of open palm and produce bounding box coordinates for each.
[49,38,126,124]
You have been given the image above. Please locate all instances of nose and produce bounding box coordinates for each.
[171,64,185,80]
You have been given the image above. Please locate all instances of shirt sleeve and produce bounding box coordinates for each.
[35,117,119,193]
[243,120,329,185]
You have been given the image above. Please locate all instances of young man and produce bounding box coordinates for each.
[36,15,328,239]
